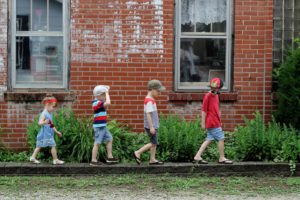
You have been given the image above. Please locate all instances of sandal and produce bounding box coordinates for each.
[192,159,208,164]
[106,158,119,164]
[218,159,233,164]
[133,152,141,165]
[149,161,164,165]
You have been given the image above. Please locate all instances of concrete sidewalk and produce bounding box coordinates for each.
[0,162,299,176]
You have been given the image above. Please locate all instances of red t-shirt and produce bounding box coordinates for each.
[202,92,221,129]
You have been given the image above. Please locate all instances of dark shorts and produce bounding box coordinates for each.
[145,128,158,145]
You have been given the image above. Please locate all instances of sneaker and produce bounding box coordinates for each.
[53,159,65,165]
[29,157,40,164]
[90,161,103,166]
[106,158,119,164]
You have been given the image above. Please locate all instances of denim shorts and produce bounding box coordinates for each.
[206,127,225,141]
[93,127,113,144]
[145,128,158,145]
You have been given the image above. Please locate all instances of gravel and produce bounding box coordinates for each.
[1,188,300,200]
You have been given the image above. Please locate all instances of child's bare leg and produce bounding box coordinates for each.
[51,147,58,160]
[149,144,157,162]
[217,140,225,161]
[135,143,152,158]
[106,140,113,158]
[31,147,41,159]
[92,144,99,162]
[194,140,211,160]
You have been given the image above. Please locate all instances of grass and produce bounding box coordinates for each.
[0,175,300,197]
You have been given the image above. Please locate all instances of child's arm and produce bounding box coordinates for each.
[52,127,62,138]
[103,91,111,109]
[146,112,155,134]
[201,111,206,130]
[38,115,49,126]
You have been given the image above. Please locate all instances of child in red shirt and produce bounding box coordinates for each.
[193,78,233,164]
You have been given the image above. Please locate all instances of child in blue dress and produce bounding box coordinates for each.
[29,96,64,165]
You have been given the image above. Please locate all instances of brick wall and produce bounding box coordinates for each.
[0,0,10,148]
[70,0,173,131]
[234,0,274,123]
[0,0,275,150]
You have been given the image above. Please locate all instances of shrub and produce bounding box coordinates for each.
[0,150,30,162]
[0,142,29,162]
[274,38,300,129]
[280,125,300,163]
[234,112,300,163]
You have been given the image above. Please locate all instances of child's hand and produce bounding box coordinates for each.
[56,131,62,138]
[104,85,110,91]
[201,124,205,130]
[150,127,156,135]
[44,119,50,124]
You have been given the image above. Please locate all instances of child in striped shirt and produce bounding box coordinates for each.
[90,85,118,166]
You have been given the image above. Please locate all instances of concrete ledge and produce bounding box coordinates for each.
[0,162,299,176]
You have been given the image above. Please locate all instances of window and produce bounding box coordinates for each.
[273,0,300,64]
[11,0,68,89]
[175,0,232,91]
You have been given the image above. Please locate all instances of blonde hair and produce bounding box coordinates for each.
[41,96,57,106]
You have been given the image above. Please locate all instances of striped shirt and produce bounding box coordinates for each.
[144,96,159,129]
[92,100,107,128]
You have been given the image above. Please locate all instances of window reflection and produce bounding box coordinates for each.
[180,38,226,85]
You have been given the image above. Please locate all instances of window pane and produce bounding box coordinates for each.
[16,0,30,31]
[49,0,63,31]
[181,0,227,33]
[212,21,226,32]
[32,0,47,31]
[16,36,64,86]
[180,38,226,86]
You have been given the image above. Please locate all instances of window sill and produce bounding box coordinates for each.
[4,90,76,102]
[168,92,238,102]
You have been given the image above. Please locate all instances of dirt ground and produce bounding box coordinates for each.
[1,188,300,200]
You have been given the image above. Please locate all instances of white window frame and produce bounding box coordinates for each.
[11,0,69,89]
[175,0,233,91]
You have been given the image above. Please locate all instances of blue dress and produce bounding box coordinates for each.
[36,110,56,147]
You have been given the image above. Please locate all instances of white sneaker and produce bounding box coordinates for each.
[29,157,40,164]
[53,159,65,165]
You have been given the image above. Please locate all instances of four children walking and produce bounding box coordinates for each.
[29,78,232,165]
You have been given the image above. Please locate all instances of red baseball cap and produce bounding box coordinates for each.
[210,78,223,89]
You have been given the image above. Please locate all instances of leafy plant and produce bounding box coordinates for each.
[274,38,300,129]
[234,112,300,165]
[0,149,30,162]
[0,127,30,162]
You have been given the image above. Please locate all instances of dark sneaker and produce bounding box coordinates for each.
[90,161,103,166]
[106,158,119,164]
